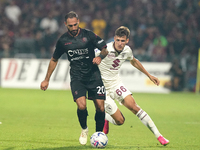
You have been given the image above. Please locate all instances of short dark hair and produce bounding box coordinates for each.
[64,11,79,21]
[115,26,130,39]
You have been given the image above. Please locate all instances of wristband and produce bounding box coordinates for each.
[98,54,105,59]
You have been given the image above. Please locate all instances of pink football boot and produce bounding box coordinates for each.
[103,120,109,134]
[157,135,169,146]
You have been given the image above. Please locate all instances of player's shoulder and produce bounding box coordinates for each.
[123,45,132,53]
[106,42,115,51]
[55,32,68,46]
[81,28,97,38]
[107,41,113,47]
[81,28,93,34]
[124,45,131,50]
[58,32,69,41]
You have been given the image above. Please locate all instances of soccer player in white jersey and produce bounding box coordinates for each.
[95,26,169,146]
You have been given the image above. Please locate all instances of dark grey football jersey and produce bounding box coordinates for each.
[53,28,107,81]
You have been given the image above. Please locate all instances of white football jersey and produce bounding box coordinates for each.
[96,42,134,89]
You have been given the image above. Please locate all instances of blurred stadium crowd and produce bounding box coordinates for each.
[0,0,199,91]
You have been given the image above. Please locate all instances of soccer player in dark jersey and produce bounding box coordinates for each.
[40,11,108,145]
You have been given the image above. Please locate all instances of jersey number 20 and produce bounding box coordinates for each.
[97,86,105,94]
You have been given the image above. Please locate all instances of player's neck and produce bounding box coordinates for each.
[113,42,122,54]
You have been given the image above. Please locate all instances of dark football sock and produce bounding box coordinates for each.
[95,110,105,132]
[77,108,88,129]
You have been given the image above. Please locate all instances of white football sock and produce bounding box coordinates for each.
[105,113,117,125]
[136,109,161,138]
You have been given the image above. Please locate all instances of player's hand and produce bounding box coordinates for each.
[40,80,49,91]
[92,57,102,65]
[149,75,160,86]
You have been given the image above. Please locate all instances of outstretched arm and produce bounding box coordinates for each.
[40,57,58,91]
[130,58,160,86]
[93,47,108,65]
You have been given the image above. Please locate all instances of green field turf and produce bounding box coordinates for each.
[0,88,200,150]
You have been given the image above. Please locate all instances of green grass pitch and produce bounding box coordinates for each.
[0,88,200,150]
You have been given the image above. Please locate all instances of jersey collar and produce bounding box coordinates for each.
[113,42,122,54]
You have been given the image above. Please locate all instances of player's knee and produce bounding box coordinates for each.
[77,104,86,110]
[76,98,86,110]
[116,112,125,125]
[78,106,86,110]
[96,105,105,112]
[116,117,125,125]
[98,107,105,112]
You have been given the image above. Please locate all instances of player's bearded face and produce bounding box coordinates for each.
[114,36,129,51]
[68,27,79,36]
[66,18,79,36]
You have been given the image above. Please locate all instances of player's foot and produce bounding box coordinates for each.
[157,135,169,146]
[79,127,88,145]
[103,120,109,134]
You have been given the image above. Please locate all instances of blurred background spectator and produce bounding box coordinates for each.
[0,0,199,91]
[164,58,185,91]
[4,0,21,25]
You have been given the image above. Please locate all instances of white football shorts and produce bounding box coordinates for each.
[105,82,132,115]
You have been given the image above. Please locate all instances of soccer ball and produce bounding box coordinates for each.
[90,132,108,148]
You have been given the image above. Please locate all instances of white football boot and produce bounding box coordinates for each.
[79,127,88,145]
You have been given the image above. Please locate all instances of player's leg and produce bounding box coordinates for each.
[89,79,106,132]
[76,96,88,129]
[105,95,125,125]
[104,108,125,134]
[106,109,125,125]
[76,97,89,145]
[103,94,125,134]
[122,95,161,136]
[71,80,88,145]
[122,95,140,114]
[103,83,128,134]
[93,99,105,132]
[122,95,169,145]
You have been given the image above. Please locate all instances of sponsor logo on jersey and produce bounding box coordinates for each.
[71,56,84,61]
[110,59,120,70]
[110,68,118,70]
[68,48,89,57]
[65,42,72,45]
[108,53,115,58]
[98,39,104,44]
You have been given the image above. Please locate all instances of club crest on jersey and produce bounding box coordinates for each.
[105,104,112,114]
[75,91,78,95]
[82,37,87,42]
[121,53,125,58]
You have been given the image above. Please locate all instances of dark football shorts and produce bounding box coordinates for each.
[70,79,106,101]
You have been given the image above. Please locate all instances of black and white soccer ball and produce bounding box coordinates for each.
[90,132,108,148]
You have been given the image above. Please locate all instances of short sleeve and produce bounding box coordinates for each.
[88,31,107,50]
[126,46,134,61]
[53,40,64,60]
